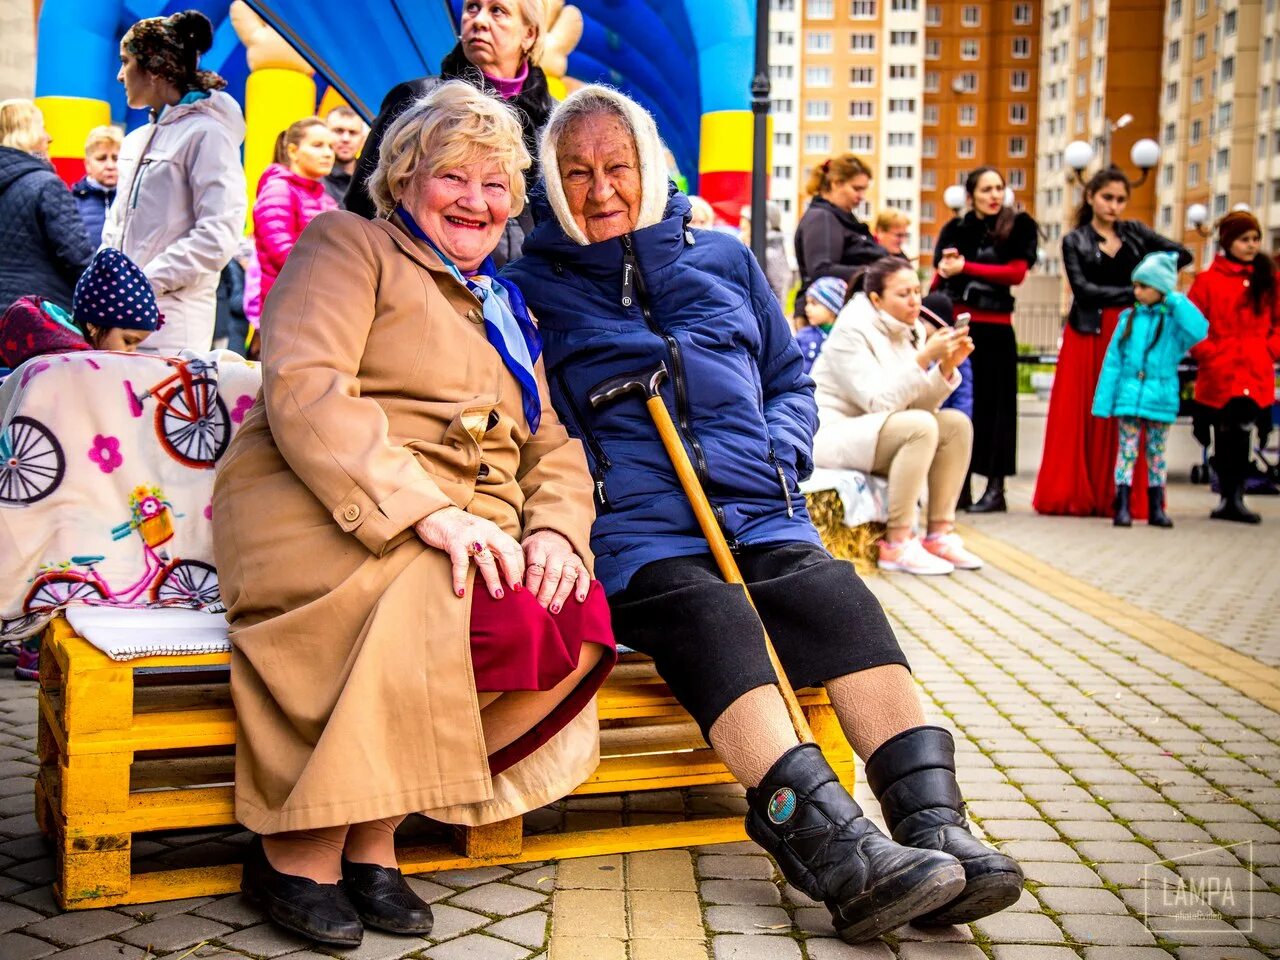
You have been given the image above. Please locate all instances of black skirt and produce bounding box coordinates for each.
[607,542,909,737]
[967,320,1019,479]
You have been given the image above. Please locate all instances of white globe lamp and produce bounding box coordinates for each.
[1064,140,1095,176]
[943,184,967,212]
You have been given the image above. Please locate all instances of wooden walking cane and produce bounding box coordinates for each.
[589,363,815,744]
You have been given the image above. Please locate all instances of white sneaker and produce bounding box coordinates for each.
[923,532,985,570]
[877,537,955,575]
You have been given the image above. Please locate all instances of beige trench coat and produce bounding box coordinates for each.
[212,211,600,834]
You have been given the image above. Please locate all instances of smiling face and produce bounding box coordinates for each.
[971,170,1006,217]
[288,124,337,180]
[1088,178,1129,226]
[461,0,535,79]
[1229,229,1262,262]
[869,267,923,324]
[406,159,513,272]
[558,112,643,244]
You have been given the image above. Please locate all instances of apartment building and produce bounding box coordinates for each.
[769,0,804,238]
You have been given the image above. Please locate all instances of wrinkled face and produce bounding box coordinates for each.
[870,268,922,324]
[288,124,337,180]
[461,0,534,78]
[1229,229,1261,262]
[84,143,120,187]
[971,171,1005,216]
[90,325,150,352]
[1089,180,1129,225]
[558,112,643,244]
[117,40,159,110]
[876,223,909,255]
[407,158,513,272]
[1133,281,1163,306]
[327,116,365,164]
[828,173,869,212]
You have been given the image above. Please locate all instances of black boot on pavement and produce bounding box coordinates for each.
[1211,486,1262,524]
[1147,486,1173,527]
[966,478,1006,514]
[1112,484,1133,527]
[746,743,965,943]
[866,726,1025,926]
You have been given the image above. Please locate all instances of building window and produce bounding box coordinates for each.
[922,170,936,188]
[1222,56,1235,83]
[1167,39,1180,63]
[890,30,918,45]
[887,132,916,146]
[1165,81,1179,104]
[1192,77,1204,103]
[777,197,791,213]
[961,39,979,59]
[773,165,793,179]
[849,67,875,85]
[921,202,936,222]
[1008,168,1026,189]
[804,133,831,153]
[1162,164,1174,186]
[806,66,833,86]
[1214,193,1228,217]
[807,0,835,17]
[959,105,977,125]
[1012,36,1031,58]
[1009,104,1028,124]
[806,31,833,52]
[889,98,917,113]
[919,234,935,253]
[1009,136,1027,157]
[775,131,793,147]
[770,98,794,114]
[1224,10,1237,35]
[925,38,941,59]
[925,4,941,24]
[771,31,795,45]
[922,136,938,157]
[1216,147,1230,171]
[771,0,796,8]
[1194,33,1205,59]
[1219,103,1233,127]
[923,105,939,124]
[1013,3,1032,24]
[1011,70,1030,92]
[1190,119,1202,144]
[958,138,976,158]
[850,0,877,16]
[957,72,979,92]
[962,5,980,26]
[1160,205,1173,229]
[890,0,917,9]
[848,134,874,151]
[889,64,917,79]
[769,64,794,80]
[805,100,832,120]
[848,100,875,119]
[887,165,914,179]
[850,33,877,51]
[924,70,940,91]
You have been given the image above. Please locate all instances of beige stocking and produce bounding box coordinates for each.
[707,684,802,788]
[823,664,925,760]
[344,816,407,868]
[262,825,349,883]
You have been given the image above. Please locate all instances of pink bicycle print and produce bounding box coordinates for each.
[23,488,219,615]
[124,357,230,468]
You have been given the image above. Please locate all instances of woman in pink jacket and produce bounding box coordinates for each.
[252,118,337,318]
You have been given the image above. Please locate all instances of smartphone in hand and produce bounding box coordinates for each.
[953,312,971,330]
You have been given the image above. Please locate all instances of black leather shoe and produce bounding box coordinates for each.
[242,837,363,947]
[746,743,964,943]
[966,483,1006,514]
[867,726,1024,926]
[341,859,435,935]
[1147,486,1173,528]
[1112,485,1133,527]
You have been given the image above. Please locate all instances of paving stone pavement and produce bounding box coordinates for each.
[0,507,1276,958]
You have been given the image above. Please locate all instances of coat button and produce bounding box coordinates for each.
[343,504,360,522]
[477,463,490,480]
[487,410,500,430]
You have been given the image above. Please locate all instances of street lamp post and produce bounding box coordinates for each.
[1065,135,1161,187]
[750,0,770,269]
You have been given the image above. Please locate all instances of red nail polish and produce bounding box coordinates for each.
[495,588,504,599]
[512,584,523,592]
[456,588,465,598]
[551,603,561,614]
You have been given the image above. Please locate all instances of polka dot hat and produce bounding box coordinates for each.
[73,248,164,333]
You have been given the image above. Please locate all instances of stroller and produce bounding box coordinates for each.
[1187,400,1280,494]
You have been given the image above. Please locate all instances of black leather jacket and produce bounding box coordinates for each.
[1062,220,1191,335]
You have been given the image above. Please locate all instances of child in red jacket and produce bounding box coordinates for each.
[1187,211,1280,524]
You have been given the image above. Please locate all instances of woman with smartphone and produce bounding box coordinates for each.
[932,168,1039,513]
[1034,167,1190,519]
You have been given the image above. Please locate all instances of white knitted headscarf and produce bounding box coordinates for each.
[540,84,670,245]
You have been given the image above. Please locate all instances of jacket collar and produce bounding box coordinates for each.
[1211,253,1251,276]
[870,306,917,344]
[809,195,868,235]
[372,214,480,301]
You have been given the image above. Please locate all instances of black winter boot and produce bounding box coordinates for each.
[866,727,1024,926]
[1211,487,1262,524]
[966,478,1006,514]
[1112,485,1133,527]
[746,743,965,943]
[1147,486,1173,528]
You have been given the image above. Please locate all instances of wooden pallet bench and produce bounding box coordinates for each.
[35,614,855,909]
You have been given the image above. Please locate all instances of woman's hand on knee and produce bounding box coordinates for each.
[415,507,524,599]
[522,530,590,613]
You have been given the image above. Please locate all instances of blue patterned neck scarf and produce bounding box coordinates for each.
[397,206,542,433]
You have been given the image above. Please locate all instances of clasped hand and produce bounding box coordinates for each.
[414,506,590,613]
[919,327,975,375]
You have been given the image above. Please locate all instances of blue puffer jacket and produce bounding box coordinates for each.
[1092,291,1208,424]
[503,191,823,595]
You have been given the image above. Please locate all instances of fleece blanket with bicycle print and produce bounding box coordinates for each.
[0,349,261,640]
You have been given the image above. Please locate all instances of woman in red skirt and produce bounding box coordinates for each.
[1034,167,1190,518]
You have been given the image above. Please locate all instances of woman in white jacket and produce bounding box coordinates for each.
[812,258,981,575]
[102,11,247,355]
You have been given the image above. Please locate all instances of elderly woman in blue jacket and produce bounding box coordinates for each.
[503,86,1023,944]
[1092,251,1208,527]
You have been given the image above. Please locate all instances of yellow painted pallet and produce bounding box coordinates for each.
[36,616,854,909]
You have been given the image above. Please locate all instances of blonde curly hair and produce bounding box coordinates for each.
[368,80,531,219]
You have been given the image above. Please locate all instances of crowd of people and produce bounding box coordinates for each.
[2,3,1278,951]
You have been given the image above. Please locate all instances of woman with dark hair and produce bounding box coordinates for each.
[1034,167,1191,519]
[102,10,247,355]
[933,167,1038,512]
[1188,211,1280,524]
[793,153,889,320]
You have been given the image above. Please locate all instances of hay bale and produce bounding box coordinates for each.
[805,490,884,576]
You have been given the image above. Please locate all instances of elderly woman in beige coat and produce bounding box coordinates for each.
[812,257,981,575]
[211,81,615,948]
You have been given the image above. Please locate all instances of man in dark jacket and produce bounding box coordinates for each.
[322,106,364,208]
[0,145,94,311]
[70,126,120,245]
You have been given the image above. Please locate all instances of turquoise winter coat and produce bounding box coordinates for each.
[1092,291,1208,423]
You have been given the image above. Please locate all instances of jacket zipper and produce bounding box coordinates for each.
[621,234,733,542]
[120,123,162,250]
[753,378,794,517]
[554,369,613,512]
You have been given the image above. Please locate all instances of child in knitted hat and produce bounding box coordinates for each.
[796,276,847,373]
[0,249,164,370]
[1092,251,1207,527]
